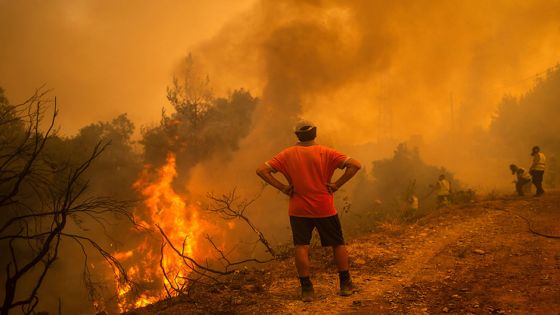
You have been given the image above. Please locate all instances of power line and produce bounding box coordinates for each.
[489,62,560,94]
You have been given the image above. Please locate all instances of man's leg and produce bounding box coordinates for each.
[516,181,523,196]
[294,244,314,301]
[316,215,358,296]
[332,245,358,296]
[295,245,311,277]
[531,170,545,195]
[536,171,545,195]
[289,216,315,302]
[333,245,349,272]
[531,170,539,194]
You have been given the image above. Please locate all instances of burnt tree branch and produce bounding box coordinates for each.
[206,188,276,257]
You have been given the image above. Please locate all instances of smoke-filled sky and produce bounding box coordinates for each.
[195,0,560,144]
[1,0,560,143]
[0,0,254,134]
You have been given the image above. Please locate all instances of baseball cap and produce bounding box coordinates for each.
[294,120,315,133]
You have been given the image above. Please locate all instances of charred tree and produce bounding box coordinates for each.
[0,89,132,315]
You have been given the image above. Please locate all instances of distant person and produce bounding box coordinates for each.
[408,194,419,211]
[405,180,418,212]
[256,120,361,302]
[509,164,532,196]
[404,194,419,220]
[529,146,546,196]
[435,174,450,207]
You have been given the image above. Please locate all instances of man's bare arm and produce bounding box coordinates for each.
[327,158,362,193]
[256,164,293,196]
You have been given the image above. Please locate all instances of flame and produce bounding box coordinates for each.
[112,153,214,312]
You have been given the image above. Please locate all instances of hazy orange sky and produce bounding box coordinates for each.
[1,0,559,146]
[0,0,255,135]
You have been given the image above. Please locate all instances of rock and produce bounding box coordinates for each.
[442,306,449,312]
[473,249,486,255]
[355,258,366,265]
[452,294,460,299]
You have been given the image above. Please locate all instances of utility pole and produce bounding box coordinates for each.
[450,92,455,134]
[377,74,393,143]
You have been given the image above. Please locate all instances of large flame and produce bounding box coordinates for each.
[112,153,212,312]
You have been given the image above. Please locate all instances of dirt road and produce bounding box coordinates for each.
[133,192,560,314]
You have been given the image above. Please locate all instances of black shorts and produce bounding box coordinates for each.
[289,214,345,246]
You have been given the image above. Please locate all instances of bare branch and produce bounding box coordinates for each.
[0,89,134,314]
[204,235,273,271]
[206,188,276,257]
[156,225,231,276]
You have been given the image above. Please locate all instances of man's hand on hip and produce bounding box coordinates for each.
[327,182,339,193]
[282,184,294,196]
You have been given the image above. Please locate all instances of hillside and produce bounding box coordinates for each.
[127,192,560,314]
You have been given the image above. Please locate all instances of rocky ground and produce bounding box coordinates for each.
[127,192,560,314]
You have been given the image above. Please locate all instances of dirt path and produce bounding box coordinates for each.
[265,206,501,314]
[134,192,560,314]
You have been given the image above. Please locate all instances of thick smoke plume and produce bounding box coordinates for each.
[191,0,560,190]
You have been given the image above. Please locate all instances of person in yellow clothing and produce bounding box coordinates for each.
[408,195,419,211]
[529,146,546,196]
[436,174,450,207]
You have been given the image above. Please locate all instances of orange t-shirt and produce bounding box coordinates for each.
[266,144,349,218]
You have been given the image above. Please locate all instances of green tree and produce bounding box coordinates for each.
[141,54,258,180]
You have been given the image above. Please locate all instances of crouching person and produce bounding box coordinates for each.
[509,164,532,196]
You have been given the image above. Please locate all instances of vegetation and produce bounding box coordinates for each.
[342,143,465,235]
[0,88,132,315]
[2,59,559,314]
[141,54,258,182]
[490,64,560,187]
[0,55,262,314]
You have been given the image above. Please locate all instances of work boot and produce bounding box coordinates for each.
[301,285,314,302]
[339,281,360,296]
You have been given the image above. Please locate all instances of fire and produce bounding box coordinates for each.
[112,153,213,312]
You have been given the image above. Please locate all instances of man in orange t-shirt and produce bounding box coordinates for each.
[256,121,361,302]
